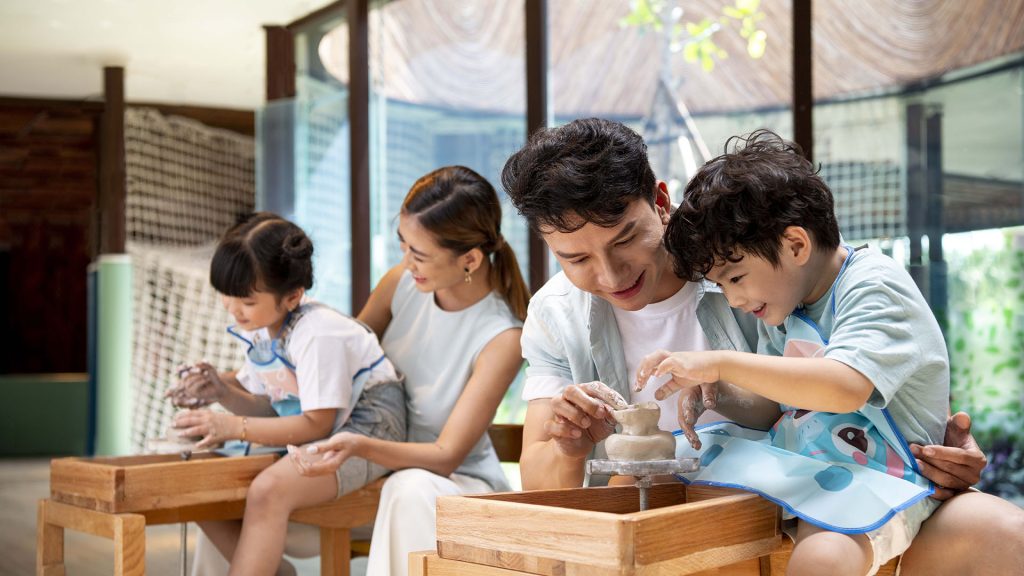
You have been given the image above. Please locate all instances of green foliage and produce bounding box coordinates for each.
[946,230,1024,453]
[621,0,767,72]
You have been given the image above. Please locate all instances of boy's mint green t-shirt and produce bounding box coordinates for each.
[757,248,949,447]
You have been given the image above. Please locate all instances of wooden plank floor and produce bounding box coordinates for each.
[1,458,197,575]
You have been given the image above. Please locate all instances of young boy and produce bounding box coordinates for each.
[637,129,949,576]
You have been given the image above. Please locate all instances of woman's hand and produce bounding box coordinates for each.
[165,362,231,408]
[172,409,240,449]
[911,411,988,500]
[289,432,365,476]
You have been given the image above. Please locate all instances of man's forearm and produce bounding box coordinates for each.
[520,439,589,489]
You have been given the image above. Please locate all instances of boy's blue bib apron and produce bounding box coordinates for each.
[675,247,934,533]
[218,302,386,455]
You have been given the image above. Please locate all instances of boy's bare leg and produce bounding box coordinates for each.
[788,520,872,576]
[227,457,338,576]
[900,491,1024,575]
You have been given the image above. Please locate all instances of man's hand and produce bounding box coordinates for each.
[910,411,988,501]
[674,383,719,449]
[545,381,622,459]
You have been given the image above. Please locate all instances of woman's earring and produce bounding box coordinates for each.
[464,267,472,284]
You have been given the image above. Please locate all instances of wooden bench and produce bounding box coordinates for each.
[37,424,525,576]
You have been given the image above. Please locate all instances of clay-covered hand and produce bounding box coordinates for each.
[910,411,987,500]
[546,381,621,459]
[172,409,239,449]
[165,362,229,408]
[674,385,715,450]
[288,431,363,476]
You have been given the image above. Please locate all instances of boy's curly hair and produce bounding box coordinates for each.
[665,129,840,281]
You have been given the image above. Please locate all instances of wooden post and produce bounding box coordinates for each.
[319,527,351,576]
[348,0,371,313]
[112,513,146,576]
[525,0,550,293]
[264,26,296,100]
[792,0,812,163]
[98,66,126,254]
[36,500,66,576]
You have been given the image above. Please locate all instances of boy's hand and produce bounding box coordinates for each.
[289,432,363,476]
[546,381,621,459]
[173,409,237,449]
[166,362,228,407]
[636,350,721,399]
[910,411,988,500]
[636,350,721,449]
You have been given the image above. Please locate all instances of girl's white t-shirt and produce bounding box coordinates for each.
[235,304,398,429]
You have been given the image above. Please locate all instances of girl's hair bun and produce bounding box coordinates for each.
[282,231,314,260]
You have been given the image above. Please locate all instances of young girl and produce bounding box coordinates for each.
[290,166,528,576]
[168,212,405,576]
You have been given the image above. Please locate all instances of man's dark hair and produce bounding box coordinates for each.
[501,118,656,232]
[665,129,841,281]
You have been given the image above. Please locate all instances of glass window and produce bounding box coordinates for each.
[257,12,353,313]
[318,0,530,424]
[317,0,529,286]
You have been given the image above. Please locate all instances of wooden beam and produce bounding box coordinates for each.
[349,0,371,313]
[286,0,347,31]
[525,0,550,293]
[98,66,126,254]
[127,102,255,136]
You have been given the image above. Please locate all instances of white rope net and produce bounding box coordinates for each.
[124,107,255,451]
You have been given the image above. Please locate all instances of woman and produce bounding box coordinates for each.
[293,165,528,576]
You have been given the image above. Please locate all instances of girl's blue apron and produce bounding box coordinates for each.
[218,302,386,455]
[674,247,934,533]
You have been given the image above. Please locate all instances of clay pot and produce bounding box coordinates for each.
[604,402,676,461]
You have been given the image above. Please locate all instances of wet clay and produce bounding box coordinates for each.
[604,402,676,461]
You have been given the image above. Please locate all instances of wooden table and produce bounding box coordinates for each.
[37,453,382,576]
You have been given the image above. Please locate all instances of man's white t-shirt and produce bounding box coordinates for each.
[522,281,716,432]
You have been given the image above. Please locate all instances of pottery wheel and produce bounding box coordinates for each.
[585,457,699,511]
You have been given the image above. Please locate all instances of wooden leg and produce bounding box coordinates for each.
[37,500,66,576]
[320,527,351,576]
[113,513,146,576]
[408,551,430,576]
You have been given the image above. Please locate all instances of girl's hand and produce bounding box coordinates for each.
[166,362,229,408]
[173,409,240,449]
[636,350,721,400]
[288,432,363,476]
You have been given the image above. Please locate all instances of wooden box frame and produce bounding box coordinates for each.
[435,483,782,576]
[49,452,278,513]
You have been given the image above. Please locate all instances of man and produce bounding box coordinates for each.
[501,118,1022,574]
